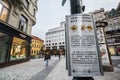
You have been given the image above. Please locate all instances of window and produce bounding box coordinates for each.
[33,9,36,16]
[52,43,54,45]
[18,15,28,32]
[0,1,9,22]
[0,32,10,63]
[10,37,28,61]
[59,42,61,44]
[24,0,29,9]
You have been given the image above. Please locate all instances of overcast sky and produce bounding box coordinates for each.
[31,0,120,40]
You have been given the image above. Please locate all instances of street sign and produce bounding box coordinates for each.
[66,14,103,77]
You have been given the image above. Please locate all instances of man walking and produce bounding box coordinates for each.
[44,52,50,67]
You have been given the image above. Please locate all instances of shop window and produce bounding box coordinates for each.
[10,37,28,61]
[0,1,9,22]
[108,46,116,55]
[117,46,120,55]
[0,32,10,63]
[18,15,28,32]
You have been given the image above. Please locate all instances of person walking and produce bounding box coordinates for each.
[44,52,50,67]
[58,53,61,60]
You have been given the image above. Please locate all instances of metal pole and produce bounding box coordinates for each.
[70,0,83,14]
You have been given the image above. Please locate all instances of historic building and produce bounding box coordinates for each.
[45,22,66,55]
[0,0,38,67]
[91,2,120,56]
[104,3,120,56]
[90,8,106,21]
[31,35,44,58]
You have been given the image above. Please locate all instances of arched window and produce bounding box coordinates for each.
[0,0,9,22]
[18,15,28,32]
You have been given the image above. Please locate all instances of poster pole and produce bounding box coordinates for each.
[96,21,114,72]
[70,0,95,80]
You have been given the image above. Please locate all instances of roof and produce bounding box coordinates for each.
[31,35,44,42]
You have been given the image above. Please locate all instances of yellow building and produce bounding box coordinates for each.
[31,36,44,58]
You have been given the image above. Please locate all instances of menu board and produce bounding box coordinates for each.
[66,14,103,76]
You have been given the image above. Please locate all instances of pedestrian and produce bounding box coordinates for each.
[58,53,61,60]
[44,52,50,67]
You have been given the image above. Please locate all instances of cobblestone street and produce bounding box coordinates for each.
[0,56,120,80]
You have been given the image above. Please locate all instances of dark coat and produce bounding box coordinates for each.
[44,53,50,60]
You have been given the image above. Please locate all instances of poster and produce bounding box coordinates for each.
[97,27,111,65]
[96,27,105,43]
[66,14,103,77]
[99,44,110,65]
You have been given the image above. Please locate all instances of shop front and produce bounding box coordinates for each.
[106,29,120,56]
[0,22,31,67]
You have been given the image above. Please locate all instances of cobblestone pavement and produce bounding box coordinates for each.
[0,56,59,80]
[45,58,120,80]
[0,56,120,80]
[30,59,59,80]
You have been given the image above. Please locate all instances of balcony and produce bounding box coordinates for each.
[10,0,24,10]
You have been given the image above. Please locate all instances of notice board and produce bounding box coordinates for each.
[66,14,103,77]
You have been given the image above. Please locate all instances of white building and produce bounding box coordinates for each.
[45,22,65,54]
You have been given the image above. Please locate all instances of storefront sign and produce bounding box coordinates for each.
[66,14,103,77]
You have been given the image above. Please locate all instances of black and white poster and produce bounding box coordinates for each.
[66,14,103,77]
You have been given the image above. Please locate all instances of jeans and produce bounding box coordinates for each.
[45,60,49,67]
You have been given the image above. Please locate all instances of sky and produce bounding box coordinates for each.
[31,0,120,40]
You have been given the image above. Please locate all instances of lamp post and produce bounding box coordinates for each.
[70,0,85,14]
[62,0,85,14]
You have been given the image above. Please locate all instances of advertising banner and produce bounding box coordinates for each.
[66,14,103,77]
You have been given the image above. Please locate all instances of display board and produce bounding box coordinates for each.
[66,14,103,77]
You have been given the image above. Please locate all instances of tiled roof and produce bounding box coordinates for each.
[31,35,44,42]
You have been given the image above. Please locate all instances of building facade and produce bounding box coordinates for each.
[45,22,66,55]
[90,8,106,21]
[91,2,120,56]
[0,0,38,67]
[104,4,120,56]
[31,36,44,58]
